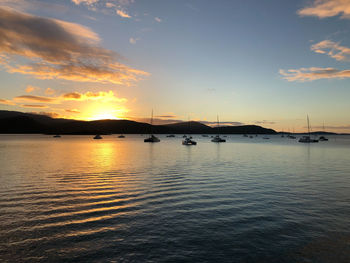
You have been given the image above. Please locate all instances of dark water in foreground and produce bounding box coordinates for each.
[0,134,350,262]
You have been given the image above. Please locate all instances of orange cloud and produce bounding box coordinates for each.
[116,9,131,18]
[311,40,350,61]
[0,7,148,85]
[14,95,56,102]
[279,67,350,82]
[0,98,15,105]
[21,104,48,108]
[25,85,39,93]
[45,88,55,95]
[66,109,80,113]
[62,90,127,102]
[298,0,350,19]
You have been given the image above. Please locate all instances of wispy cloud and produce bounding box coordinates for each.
[0,98,15,105]
[255,120,276,125]
[201,121,245,127]
[298,0,350,19]
[279,67,350,82]
[311,40,350,61]
[62,90,126,102]
[155,115,177,118]
[66,109,81,113]
[0,7,148,85]
[14,95,56,103]
[45,88,55,95]
[116,9,131,18]
[25,85,39,93]
[21,104,48,108]
[71,0,98,6]
[129,37,137,44]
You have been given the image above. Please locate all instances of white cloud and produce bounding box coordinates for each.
[129,37,137,44]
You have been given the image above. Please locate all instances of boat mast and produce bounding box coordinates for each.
[149,109,153,136]
[217,115,220,136]
[307,115,310,137]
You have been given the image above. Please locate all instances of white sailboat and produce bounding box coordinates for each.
[144,109,160,143]
[299,115,318,143]
[182,118,197,145]
[211,115,226,143]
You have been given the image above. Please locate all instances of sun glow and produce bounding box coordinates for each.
[81,103,128,120]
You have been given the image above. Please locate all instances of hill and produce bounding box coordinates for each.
[0,110,277,135]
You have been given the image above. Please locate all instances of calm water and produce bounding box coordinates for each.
[1,134,350,262]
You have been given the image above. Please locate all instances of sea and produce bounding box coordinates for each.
[0,134,350,263]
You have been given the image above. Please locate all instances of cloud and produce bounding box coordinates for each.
[155,17,162,23]
[0,98,15,105]
[105,2,116,8]
[71,0,98,6]
[21,104,48,108]
[0,7,148,85]
[45,88,55,95]
[25,85,39,93]
[255,120,276,125]
[116,9,131,18]
[201,121,245,127]
[62,90,127,102]
[156,115,177,118]
[66,109,80,113]
[311,40,350,61]
[279,67,350,82]
[298,0,350,19]
[129,37,137,44]
[14,95,56,102]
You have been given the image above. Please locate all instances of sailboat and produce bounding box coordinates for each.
[211,115,226,142]
[144,110,160,143]
[319,122,329,141]
[182,119,197,145]
[299,115,318,143]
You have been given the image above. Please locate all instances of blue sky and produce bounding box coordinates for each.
[1,0,350,132]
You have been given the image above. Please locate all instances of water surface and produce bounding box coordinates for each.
[1,134,350,262]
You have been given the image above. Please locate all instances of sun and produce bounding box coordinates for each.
[82,103,128,120]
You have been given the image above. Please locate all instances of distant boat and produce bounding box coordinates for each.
[118,135,125,138]
[183,135,187,138]
[202,134,209,137]
[144,109,160,143]
[144,134,160,143]
[287,134,296,139]
[249,135,253,138]
[263,137,270,139]
[299,115,318,143]
[183,118,197,145]
[319,136,328,141]
[318,123,328,141]
[94,134,102,139]
[243,134,248,137]
[182,136,197,145]
[211,115,226,143]
[166,134,175,137]
[53,134,61,138]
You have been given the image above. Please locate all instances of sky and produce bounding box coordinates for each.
[1,0,350,132]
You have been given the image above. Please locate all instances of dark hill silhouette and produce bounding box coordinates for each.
[0,110,277,135]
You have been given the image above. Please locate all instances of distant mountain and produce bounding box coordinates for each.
[0,110,277,135]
